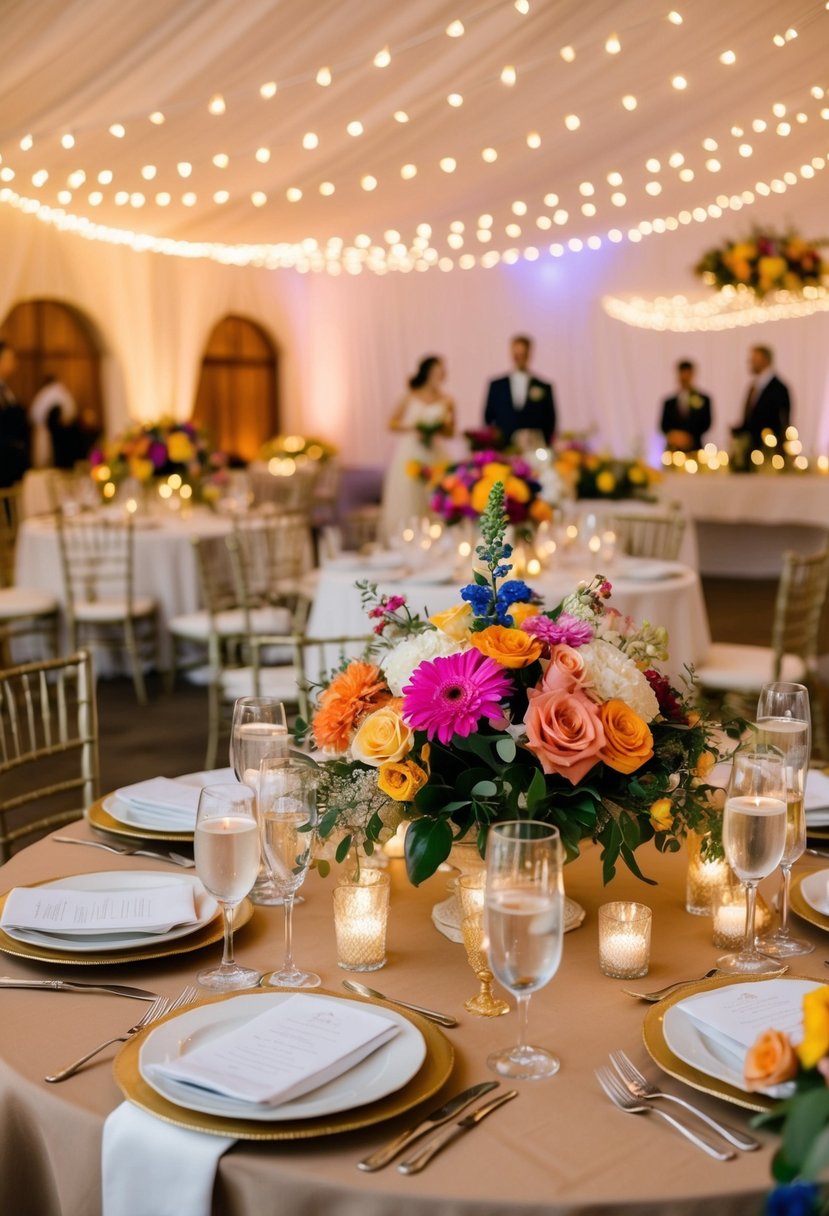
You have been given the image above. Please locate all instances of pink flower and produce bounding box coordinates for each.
[402,649,513,745]
[523,686,606,784]
[385,595,406,613]
[521,612,594,649]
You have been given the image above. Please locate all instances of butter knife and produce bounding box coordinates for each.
[358,1081,498,1171]
[0,977,158,1001]
[398,1089,518,1174]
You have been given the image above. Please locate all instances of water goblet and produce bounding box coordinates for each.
[259,758,320,988]
[194,783,261,991]
[484,821,564,1080]
[717,751,788,975]
[229,696,289,905]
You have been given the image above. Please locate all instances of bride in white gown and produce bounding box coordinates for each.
[380,356,455,544]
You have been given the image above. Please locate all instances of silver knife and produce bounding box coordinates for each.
[0,977,158,1001]
[358,1081,499,1171]
[398,1089,518,1174]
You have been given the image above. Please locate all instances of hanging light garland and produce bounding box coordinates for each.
[602,285,829,332]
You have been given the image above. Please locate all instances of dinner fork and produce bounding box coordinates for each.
[595,1067,735,1161]
[45,985,199,1082]
[53,836,195,868]
[608,1050,760,1151]
[621,964,788,1002]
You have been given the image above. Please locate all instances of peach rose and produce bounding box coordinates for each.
[471,625,543,669]
[430,603,474,641]
[523,686,606,785]
[598,699,654,775]
[351,704,413,767]
[541,644,586,692]
[744,1029,798,1091]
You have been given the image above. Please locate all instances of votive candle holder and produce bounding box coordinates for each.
[599,901,652,979]
[685,831,732,916]
[457,872,486,921]
[333,870,390,972]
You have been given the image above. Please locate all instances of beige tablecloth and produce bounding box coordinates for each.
[2,819,824,1216]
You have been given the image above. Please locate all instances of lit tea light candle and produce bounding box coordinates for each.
[598,901,652,979]
[382,820,409,858]
[333,870,390,971]
[686,832,732,916]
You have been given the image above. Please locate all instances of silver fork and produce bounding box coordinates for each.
[609,1050,760,1152]
[45,985,199,1082]
[621,964,788,1002]
[595,1067,735,1161]
[53,836,195,868]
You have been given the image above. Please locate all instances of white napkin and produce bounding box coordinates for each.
[102,1102,234,1216]
[116,777,201,817]
[0,883,197,936]
[806,770,829,824]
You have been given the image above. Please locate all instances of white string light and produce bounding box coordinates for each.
[603,286,829,331]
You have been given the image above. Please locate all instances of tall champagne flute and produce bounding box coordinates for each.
[718,752,788,975]
[229,697,289,906]
[194,783,261,991]
[484,821,564,1080]
[755,681,813,958]
[259,758,320,988]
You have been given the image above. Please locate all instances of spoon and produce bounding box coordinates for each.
[342,980,458,1027]
[623,964,788,1002]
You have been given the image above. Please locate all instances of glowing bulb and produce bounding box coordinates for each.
[177,162,192,178]
[564,113,580,130]
[448,93,463,107]
[536,215,552,230]
[645,158,661,173]
[319,181,335,195]
[182,192,196,206]
[448,233,464,249]
[560,45,575,62]
[705,158,721,171]
[772,102,786,117]
[347,121,364,137]
[501,65,517,85]
[679,167,695,181]
[668,11,683,24]
[316,66,332,86]
[149,111,165,124]
[668,151,685,167]
[302,131,319,150]
[208,94,225,115]
[213,190,229,204]
[394,110,409,123]
[361,174,378,190]
[31,169,48,187]
[212,153,229,169]
[514,0,529,14]
[579,181,595,196]
[373,46,391,68]
[553,208,568,224]
[777,122,791,136]
[67,170,86,188]
[439,157,456,173]
[622,94,637,111]
[605,33,621,53]
[416,223,432,238]
[446,19,464,36]
[286,187,302,202]
[719,49,736,64]
[506,223,521,238]
[57,190,71,204]
[672,75,687,90]
[61,133,75,149]
[482,146,498,162]
[141,164,157,180]
[526,131,541,148]
[611,191,627,206]
[400,163,417,179]
[703,136,718,151]
[260,81,277,99]
[109,123,126,138]
[130,192,145,207]
[752,118,767,132]
[255,147,270,163]
[19,134,33,151]
[1,168,15,181]
[512,200,528,215]
[738,143,753,157]
[98,169,113,184]
[645,181,662,195]
[155,191,170,206]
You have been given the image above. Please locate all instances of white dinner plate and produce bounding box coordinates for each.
[140,990,426,1122]
[662,977,818,1098]
[102,768,235,833]
[3,871,218,953]
[617,560,683,582]
[801,868,829,916]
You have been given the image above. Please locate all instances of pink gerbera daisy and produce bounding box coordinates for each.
[521,612,594,649]
[402,649,513,744]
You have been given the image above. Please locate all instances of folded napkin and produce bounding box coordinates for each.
[805,769,829,824]
[0,882,197,936]
[150,993,399,1107]
[102,1102,234,1216]
[116,777,201,817]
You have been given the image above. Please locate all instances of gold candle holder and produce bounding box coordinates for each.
[712,884,773,949]
[457,872,486,919]
[599,901,652,979]
[685,831,732,916]
[461,914,509,1018]
[333,870,390,972]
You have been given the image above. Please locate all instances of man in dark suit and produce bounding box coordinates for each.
[733,344,791,449]
[660,359,712,452]
[0,341,30,487]
[484,335,556,445]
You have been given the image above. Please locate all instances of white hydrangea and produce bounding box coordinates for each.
[579,638,659,722]
[381,630,464,696]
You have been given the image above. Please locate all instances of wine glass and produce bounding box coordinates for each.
[755,682,813,958]
[194,783,261,991]
[259,757,320,988]
[229,697,289,906]
[484,821,564,1080]
[718,751,788,975]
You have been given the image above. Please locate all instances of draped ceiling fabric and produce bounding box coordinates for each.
[1,0,828,464]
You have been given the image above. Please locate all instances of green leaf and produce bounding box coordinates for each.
[526,767,547,813]
[471,779,498,798]
[781,1088,829,1177]
[495,737,517,763]
[801,1123,829,1180]
[473,570,489,587]
[334,834,353,864]
[315,859,331,879]
[619,843,657,885]
[405,818,454,885]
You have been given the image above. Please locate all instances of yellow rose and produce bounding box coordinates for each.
[798,986,829,1069]
[507,602,539,627]
[471,477,498,513]
[481,462,512,483]
[504,475,531,504]
[694,749,716,779]
[430,603,474,641]
[377,759,428,801]
[597,699,654,774]
[649,797,674,832]
[471,624,543,668]
[596,470,616,495]
[167,432,195,464]
[128,457,154,482]
[351,704,413,767]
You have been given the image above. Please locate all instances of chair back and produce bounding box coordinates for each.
[772,546,829,678]
[0,651,99,860]
[608,507,686,562]
[226,512,312,612]
[0,485,21,589]
[56,513,137,623]
[192,534,239,618]
[250,464,320,513]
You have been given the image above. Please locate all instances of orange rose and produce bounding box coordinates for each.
[694,749,716,779]
[471,625,543,669]
[597,699,654,774]
[530,499,553,523]
[744,1029,798,1091]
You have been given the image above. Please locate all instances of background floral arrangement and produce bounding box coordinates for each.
[258,434,337,464]
[464,425,508,453]
[300,482,732,886]
[694,228,825,298]
[410,451,553,527]
[555,443,660,501]
[90,418,226,488]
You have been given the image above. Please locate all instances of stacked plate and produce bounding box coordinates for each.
[87,768,235,842]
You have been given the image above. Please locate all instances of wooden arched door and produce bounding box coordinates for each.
[192,316,278,462]
[0,299,104,431]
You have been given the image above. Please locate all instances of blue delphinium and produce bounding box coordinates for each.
[766,1182,821,1216]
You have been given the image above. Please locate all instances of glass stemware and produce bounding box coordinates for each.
[718,751,788,975]
[755,681,813,958]
[194,783,261,991]
[259,758,320,988]
[484,821,564,1080]
[229,697,289,905]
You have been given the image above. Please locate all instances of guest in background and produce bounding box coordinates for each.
[733,344,791,449]
[660,359,712,452]
[483,335,556,445]
[380,355,454,542]
[0,340,30,487]
[29,373,79,469]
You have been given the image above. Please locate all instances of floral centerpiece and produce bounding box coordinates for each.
[300,482,732,885]
[90,419,227,496]
[555,442,660,501]
[694,228,825,298]
[259,434,337,467]
[409,451,553,529]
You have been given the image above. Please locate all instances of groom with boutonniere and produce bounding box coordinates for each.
[483,335,557,445]
[660,359,712,452]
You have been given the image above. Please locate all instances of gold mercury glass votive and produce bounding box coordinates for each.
[712,884,773,949]
[685,831,732,916]
[333,870,390,972]
[598,901,652,979]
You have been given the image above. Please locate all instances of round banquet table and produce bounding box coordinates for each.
[3,818,826,1216]
[308,559,711,685]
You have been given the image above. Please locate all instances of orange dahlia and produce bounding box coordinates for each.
[312,661,391,753]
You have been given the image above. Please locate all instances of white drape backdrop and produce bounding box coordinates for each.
[1,178,827,467]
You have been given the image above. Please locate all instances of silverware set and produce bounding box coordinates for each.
[53,835,195,868]
[623,963,788,1001]
[342,979,458,1028]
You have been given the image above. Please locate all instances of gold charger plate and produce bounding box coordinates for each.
[789,871,829,932]
[0,876,252,967]
[87,796,193,843]
[643,973,823,1114]
[114,986,455,1141]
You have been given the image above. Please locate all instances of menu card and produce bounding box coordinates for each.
[151,994,400,1106]
[680,980,816,1063]
[0,883,198,936]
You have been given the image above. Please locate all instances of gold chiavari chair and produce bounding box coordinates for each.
[0,485,59,666]
[607,505,686,562]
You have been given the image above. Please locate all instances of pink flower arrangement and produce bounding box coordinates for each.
[402,649,512,745]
